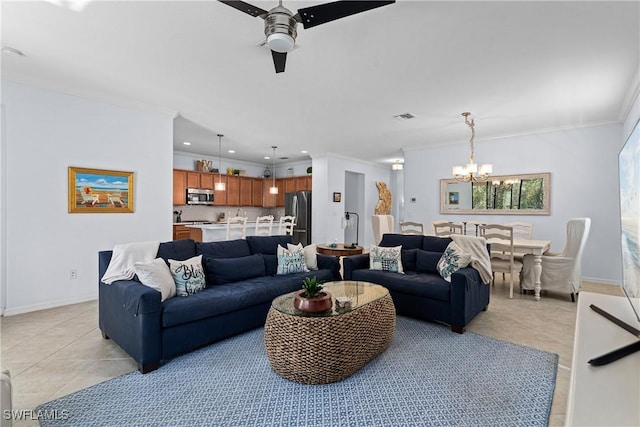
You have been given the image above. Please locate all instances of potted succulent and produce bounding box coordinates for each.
[293,277,332,313]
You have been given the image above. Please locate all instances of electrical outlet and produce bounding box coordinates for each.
[70,269,77,280]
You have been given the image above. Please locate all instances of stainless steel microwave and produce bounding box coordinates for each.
[186,188,214,205]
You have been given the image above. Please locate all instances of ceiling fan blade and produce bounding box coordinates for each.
[271,50,287,73]
[218,1,268,18]
[295,1,395,29]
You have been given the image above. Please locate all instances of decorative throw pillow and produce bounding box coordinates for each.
[437,242,472,282]
[416,249,443,274]
[287,243,318,270]
[277,245,309,275]
[168,255,206,296]
[134,258,176,302]
[369,245,404,273]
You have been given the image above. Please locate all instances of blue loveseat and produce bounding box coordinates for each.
[343,234,490,333]
[98,235,341,373]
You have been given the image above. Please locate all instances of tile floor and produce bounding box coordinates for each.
[0,279,623,427]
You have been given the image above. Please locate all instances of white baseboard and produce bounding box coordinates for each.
[583,277,621,286]
[2,293,97,316]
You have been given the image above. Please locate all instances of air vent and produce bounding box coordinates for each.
[393,113,415,121]
[279,156,289,160]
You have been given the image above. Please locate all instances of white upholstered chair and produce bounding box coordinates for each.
[226,216,248,240]
[371,215,394,244]
[433,222,463,237]
[399,221,424,235]
[254,215,274,236]
[277,216,295,236]
[522,218,591,302]
[480,224,523,299]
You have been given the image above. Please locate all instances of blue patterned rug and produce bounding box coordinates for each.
[37,316,558,426]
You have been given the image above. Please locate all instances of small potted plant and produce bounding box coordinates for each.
[294,277,332,313]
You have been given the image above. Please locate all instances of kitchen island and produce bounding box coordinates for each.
[186,222,259,242]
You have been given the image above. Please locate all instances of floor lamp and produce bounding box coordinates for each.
[344,211,359,248]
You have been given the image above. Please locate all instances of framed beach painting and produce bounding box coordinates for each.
[68,167,134,213]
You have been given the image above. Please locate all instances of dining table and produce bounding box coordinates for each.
[486,237,552,300]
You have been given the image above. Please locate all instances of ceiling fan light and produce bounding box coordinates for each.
[267,33,294,53]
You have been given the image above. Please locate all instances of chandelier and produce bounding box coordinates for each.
[452,112,493,182]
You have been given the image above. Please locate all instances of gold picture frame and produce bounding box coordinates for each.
[68,166,134,213]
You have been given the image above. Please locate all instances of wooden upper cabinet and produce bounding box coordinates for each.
[173,170,187,205]
[239,177,253,206]
[263,179,276,207]
[227,176,240,206]
[305,175,312,190]
[276,178,285,207]
[252,178,263,207]
[284,177,296,195]
[200,173,214,190]
[295,176,308,191]
[213,175,227,206]
[186,172,200,188]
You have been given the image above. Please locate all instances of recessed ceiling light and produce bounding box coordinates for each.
[228,150,235,154]
[301,150,308,154]
[183,141,191,146]
[264,156,270,160]
[2,46,25,57]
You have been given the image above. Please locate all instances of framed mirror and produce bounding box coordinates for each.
[440,173,550,215]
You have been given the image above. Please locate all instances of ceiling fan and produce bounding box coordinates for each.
[219,0,395,73]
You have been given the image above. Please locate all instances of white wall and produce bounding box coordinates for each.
[1,81,173,315]
[404,124,624,284]
[312,154,391,248]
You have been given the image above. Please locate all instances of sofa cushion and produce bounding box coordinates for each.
[206,254,266,286]
[288,243,319,270]
[380,234,424,250]
[246,235,293,255]
[161,269,335,327]
[401,248,418,271]
[168,255,206,296]
[157,239,196,263]
[416,250,442,274]
[437,242,472,282]
[277,245,309,275]
[196,239,251,259]
[422,236,452,253]
[350,269,451,302]
[134,258,176,302]
[370,245,404,273]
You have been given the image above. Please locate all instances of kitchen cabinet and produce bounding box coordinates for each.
[295,176,308,191]
[173,170,187,205]
[276,178,285,207]
[251,178,263,207]
[173,224,191,240]
[227,176,240,206]
[200,173,214,190]
[213,175,227,206]
[239,177,253,206]
[284,177,296,194]
[263,179,276,207]
[186,172,200,188]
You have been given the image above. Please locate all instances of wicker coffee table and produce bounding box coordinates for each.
[264,281,395,384]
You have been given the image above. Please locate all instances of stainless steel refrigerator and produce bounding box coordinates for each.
[285,191,311,246]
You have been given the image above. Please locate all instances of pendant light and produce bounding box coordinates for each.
[215,134,226,191]
[269,146,279,195]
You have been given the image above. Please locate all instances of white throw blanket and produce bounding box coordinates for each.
[101,241,160,284]
[451,235,493,284]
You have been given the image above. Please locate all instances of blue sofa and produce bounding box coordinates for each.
[343,234,490,333]
[98,235,341,373]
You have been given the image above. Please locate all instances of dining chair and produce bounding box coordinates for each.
[371,214,394,245]
[479,224,523,299]
[277,215,296,236]
[463,221,484,236]
[433,222,463,237]
[500,222,533,280]
[521,218,591,302]
[226,216,248,240]
[254,215,274,236]
[399,221,424,235]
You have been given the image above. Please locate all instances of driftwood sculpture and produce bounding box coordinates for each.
[375,181,392,215]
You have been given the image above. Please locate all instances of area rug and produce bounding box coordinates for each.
[37,316,558,426]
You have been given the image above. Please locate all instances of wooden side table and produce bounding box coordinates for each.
[316,243,363,256]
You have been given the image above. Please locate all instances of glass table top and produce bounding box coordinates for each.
[271,281,388,317]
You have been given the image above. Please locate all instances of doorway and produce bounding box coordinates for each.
[344,171,364,246]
